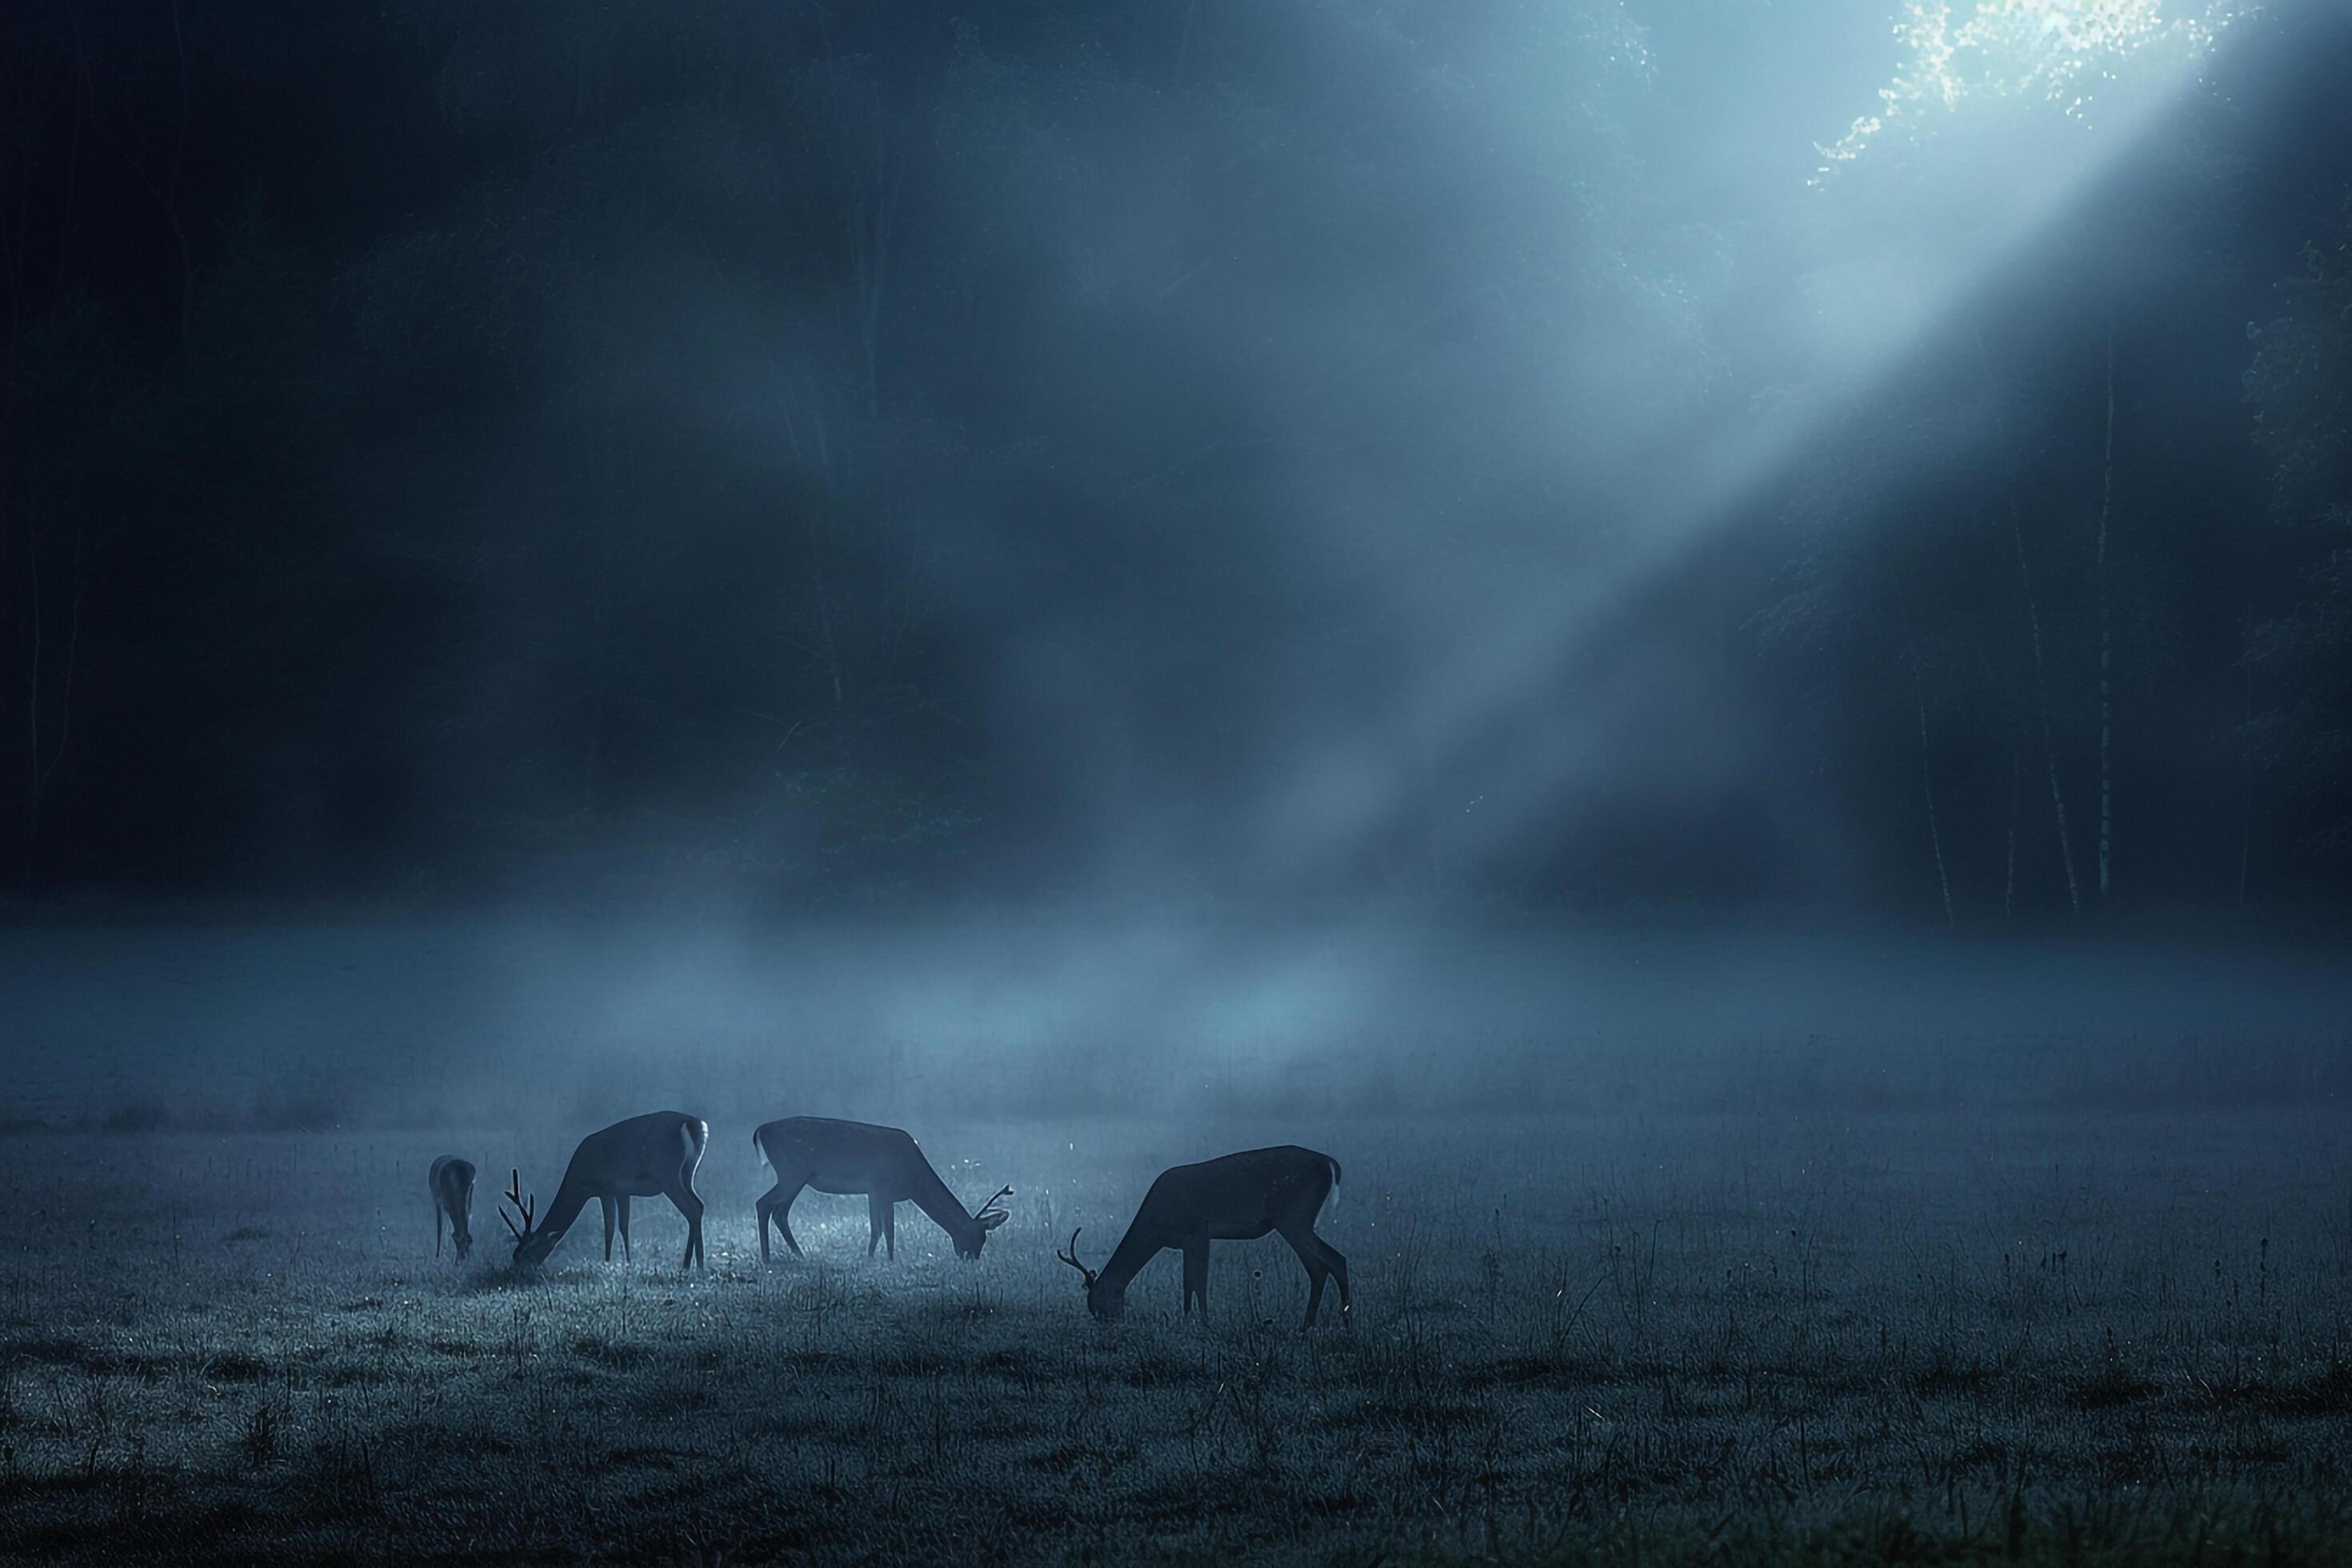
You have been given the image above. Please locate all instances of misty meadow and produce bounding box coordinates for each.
[4,1,2352,1564]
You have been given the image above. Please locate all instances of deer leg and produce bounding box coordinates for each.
[1278,1222,1323,1326]
[676,1152,706,1271]
[601,1197,617,1262]
[757,1179,800,1262]
[770,1181,807,1258]
[1325,1234,1350,1320]
[666,1183,704,1271]
[434,1202,444,1258]
[884,1202,896,1262]
[867,1195,886,1258]
[1182,1238,1210,1322]
[616,1195,632,1261]
[1278,1219,1344,1327]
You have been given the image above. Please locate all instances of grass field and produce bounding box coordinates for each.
[2,1104,2349,1564]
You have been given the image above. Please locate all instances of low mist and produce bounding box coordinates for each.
[7,919,2345,1136]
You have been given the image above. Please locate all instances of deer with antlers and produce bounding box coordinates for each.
[753,1117,1012,1262]
[503,1111,710,1271]
[1058,1146,1349,1327]
[427,1155,475,1261]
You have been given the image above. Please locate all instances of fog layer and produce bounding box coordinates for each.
[6,922,2346,1133]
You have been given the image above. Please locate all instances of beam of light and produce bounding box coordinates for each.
[932,2,2267,1086]
[1243,1,2250,888]
[646,2,2262,1099]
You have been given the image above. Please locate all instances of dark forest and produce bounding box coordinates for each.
[4,1,2346,922]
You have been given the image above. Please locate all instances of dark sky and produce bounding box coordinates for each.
[2,0,2350,923]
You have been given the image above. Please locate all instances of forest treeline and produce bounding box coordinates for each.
[1,1,2348,919]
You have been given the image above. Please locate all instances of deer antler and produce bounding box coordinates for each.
[977,1185,1014,1218]
[501,1166,536,1242]
[1054,1226,1097,1286]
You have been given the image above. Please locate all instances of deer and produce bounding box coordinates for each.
[428,1155,475,1261]
[503,1111,710,1272]
[752,1117,1012,1263]
[1058,1146,1349,1327]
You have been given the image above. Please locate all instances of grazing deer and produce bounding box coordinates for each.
[1058,1146,1348,1327]
[753,1117,1011,1262]
[504,1111,710,1271]
[428,1155,475,1261]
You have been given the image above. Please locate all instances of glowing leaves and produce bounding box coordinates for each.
[1817,0,2241,175]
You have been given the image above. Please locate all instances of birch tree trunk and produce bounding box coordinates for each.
[2004,742,2020,919]
[1898,588,1954,927]
[1972,330,2082,916]
[780,387,848,717]
[2237,619,2254,909]
[2011,502,2082,915]
[2095,331,2115,902]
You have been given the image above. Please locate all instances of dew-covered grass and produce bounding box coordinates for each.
[1,1103,2348,1563]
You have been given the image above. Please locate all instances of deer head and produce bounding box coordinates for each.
[954,1185,1014,1260]
[501,1167,546,1269]
[1056,1226,1121,1320]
